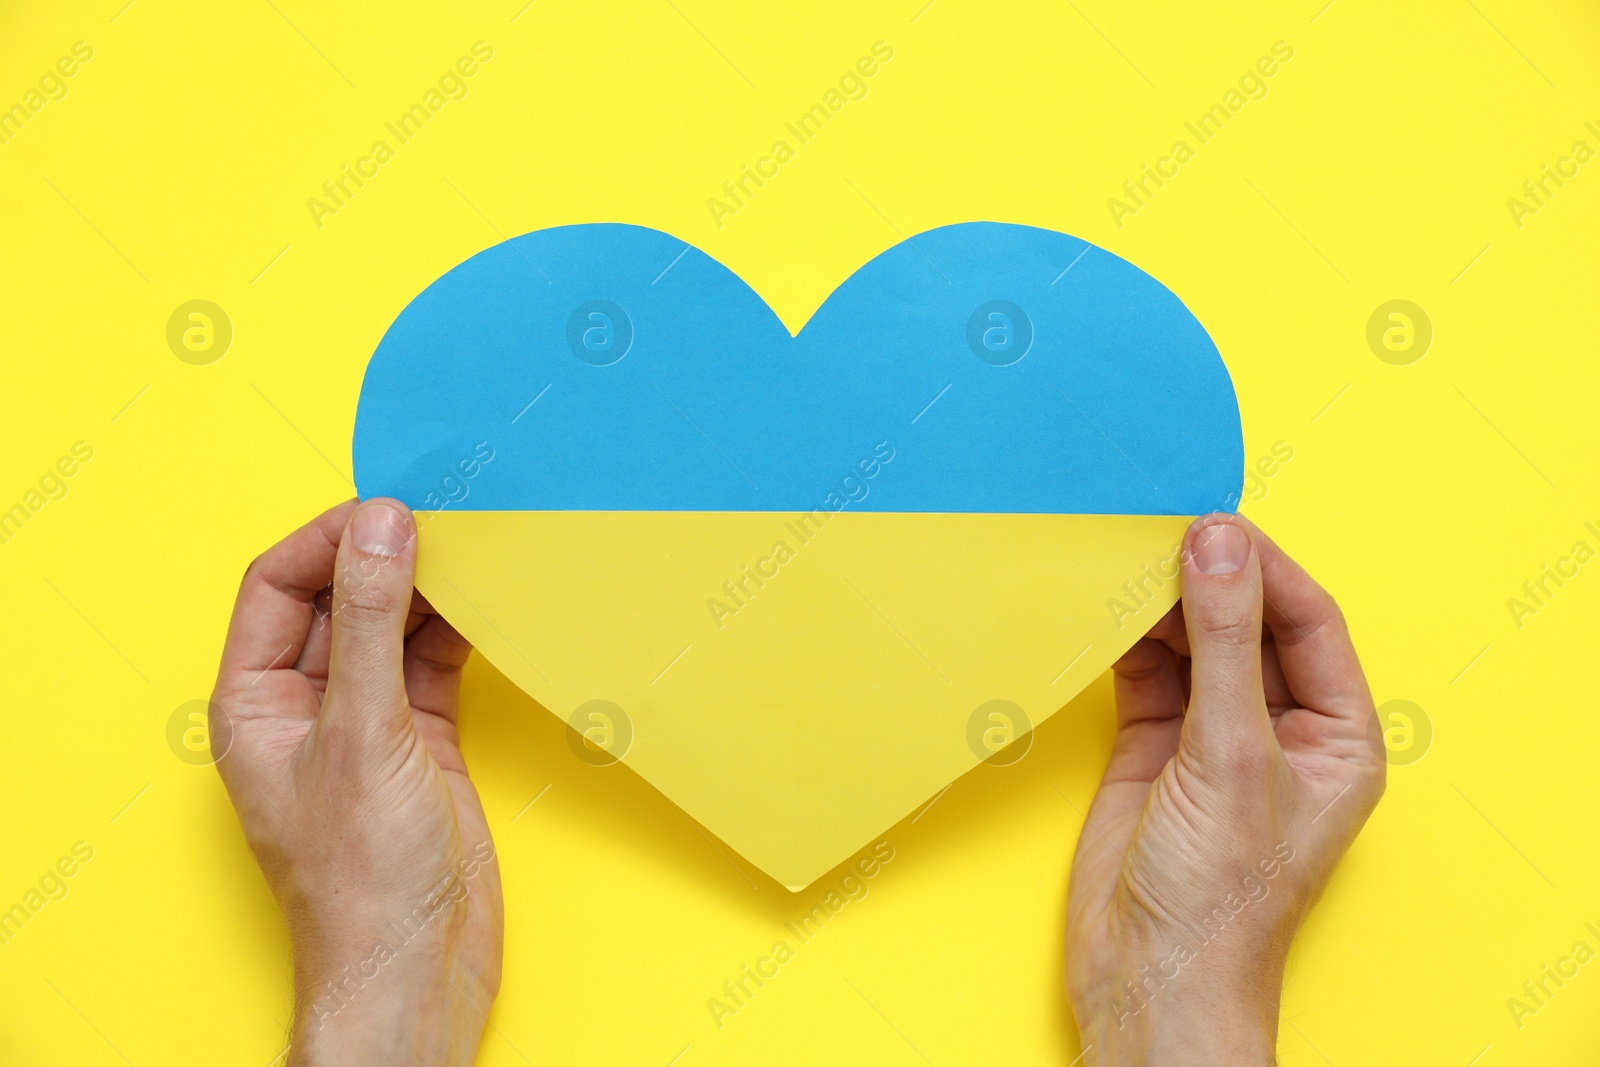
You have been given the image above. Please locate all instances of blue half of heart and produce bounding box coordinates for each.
[353,222,1243,515]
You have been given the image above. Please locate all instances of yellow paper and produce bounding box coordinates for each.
[418,510,1190,887]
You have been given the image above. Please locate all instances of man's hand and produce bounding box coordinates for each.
[1065,514,1385,1065]
[211,498,503,1067]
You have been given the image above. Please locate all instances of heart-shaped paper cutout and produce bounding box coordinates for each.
[353,222,1242,889]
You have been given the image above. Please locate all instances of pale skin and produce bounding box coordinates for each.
[1065,513,1386,1064]
[212,502,1380,1064]
[211,498,501,1065]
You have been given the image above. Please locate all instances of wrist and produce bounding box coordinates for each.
[287,900,492,1067]
[1070,954,1282,1067]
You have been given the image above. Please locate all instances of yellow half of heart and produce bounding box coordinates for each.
[417,509,1190,889]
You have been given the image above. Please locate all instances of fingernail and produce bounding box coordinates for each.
[352,502,410,557]
[1193,521,1249,575]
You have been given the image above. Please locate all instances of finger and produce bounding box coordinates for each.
[292,584,334,684]
[295,590,444,687]
[1260,635,1296,712]
[303,587,430,689]
[218,500,358,682]
[1070,776,1154,921]
[325,499,418,729]
[1087,622,1188,875]
[1104,637,1186,786]
[404,588,434,640]
[1141,601,1192,659]
[404,613,474,721]
[296,587,432,691]
[1232,514,1373,721]
[1111,636,1186,729]
[1178,514,1271,752]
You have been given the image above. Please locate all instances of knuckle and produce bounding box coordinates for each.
[314,715,369,772]
[335,563,402,622]
[1304,600,1347,642]
[240,553,268,590]
[1193,600,1258,644]
[1224,736,1270,780]
[335,593,397,628]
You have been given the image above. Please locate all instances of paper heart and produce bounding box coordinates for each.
[353,222,1242,889]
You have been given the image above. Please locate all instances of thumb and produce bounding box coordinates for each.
[1179,515,1270,756]
[326,498,417,730]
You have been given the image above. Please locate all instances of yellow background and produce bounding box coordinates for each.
[2,0,1598,1063]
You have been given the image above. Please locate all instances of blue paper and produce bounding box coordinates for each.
[353,222,1242,515]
